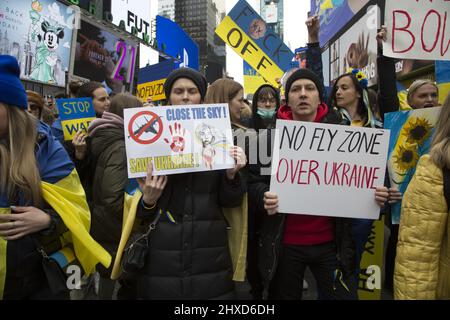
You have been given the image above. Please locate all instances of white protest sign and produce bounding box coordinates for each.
[124,104,235,178]
[270,120,390,219]
[383,0,450,61]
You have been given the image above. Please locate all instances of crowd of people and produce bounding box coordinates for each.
[0,14,449,301]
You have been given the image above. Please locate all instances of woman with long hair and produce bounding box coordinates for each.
[0,55,110,299]
[394,93,450,299]
[88,93,143,299]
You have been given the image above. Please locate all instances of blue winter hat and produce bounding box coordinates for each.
[0,55,28,109]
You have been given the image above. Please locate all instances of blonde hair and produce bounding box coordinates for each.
[204,78,243,104]
[407,79,438,107]
[430,93,450,169]
[0,104,42,206]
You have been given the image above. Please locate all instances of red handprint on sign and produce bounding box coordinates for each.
[164,122,186,153]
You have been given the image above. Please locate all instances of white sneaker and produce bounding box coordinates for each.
[302,279,309,290]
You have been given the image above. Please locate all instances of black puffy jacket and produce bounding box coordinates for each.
[135,171,245,299]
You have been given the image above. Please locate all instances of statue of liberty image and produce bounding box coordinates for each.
[28,1,65,84]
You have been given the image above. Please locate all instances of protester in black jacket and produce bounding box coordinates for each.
[132,68,247,299]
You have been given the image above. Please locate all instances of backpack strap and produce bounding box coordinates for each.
[443,167,450,209]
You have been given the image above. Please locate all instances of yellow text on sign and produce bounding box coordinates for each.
[61,100,92,116]
[62,117,96,141]
[137,78,166,103]
[216,16,283,88]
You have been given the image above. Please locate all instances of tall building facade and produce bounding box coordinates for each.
[175,0,225,83]
[260,0,283,39]
[158,0,176,21]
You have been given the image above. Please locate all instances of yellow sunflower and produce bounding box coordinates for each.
[393,144,419,172]
[401,117,433,145]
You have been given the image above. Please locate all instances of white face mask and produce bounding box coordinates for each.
[257,108,276,119]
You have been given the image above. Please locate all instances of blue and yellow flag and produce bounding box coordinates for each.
[436,61,450,104]
[0,122,111,299]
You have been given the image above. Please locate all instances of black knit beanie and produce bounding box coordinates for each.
[164,67,207,101]
[285,68,324,104]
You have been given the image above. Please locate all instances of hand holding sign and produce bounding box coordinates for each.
[72,131,88,161]
[138,161,168,207]
[226,146,247,180]
[376,25,387,48]
[388,187,403,204]
[263,191,279,216]
[374,186,389,208]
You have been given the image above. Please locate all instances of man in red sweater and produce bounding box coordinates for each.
[256,68,388,300]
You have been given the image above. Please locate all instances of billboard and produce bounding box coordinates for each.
[311,0,370,47]
[0,0,76,87]
[111,0,151,42]
[73,19,138,94]
[329,9,378,86]
[265,3,278,24]
[156,15,199,70]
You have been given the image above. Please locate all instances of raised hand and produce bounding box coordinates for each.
[306,14,320,43]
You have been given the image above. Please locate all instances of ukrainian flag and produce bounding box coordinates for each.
[110,181,142,280]
[397,81,411,111]
[436,61,450,104]
[0,122,111,299]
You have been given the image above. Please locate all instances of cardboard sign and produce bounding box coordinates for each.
[56,98,96,141]
[215,0,294,87]
[136,79,166,102]
[270,120,390,219]
[384,0,450,61]
[384,107,441,224]
[123,104,235,178]
[136,59,175,103]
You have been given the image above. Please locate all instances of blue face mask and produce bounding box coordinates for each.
[257,108,276,119]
